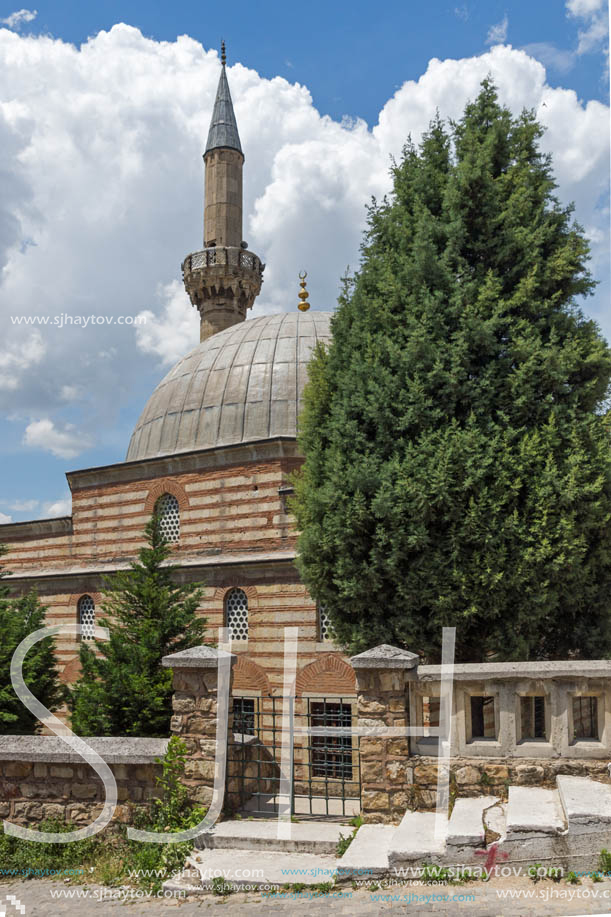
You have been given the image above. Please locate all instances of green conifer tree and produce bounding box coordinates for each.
[294,80,611,662]
[70,514,206,736]
[0,546,65,733]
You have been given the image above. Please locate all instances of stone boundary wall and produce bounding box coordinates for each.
[0,736,167,829]
[405,755,611,812]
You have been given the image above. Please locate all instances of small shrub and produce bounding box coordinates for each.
[566,871,581,885]
[336,829,357,857]
[211,876,234,896]
[420,863,450,883]
[599,849,611,875]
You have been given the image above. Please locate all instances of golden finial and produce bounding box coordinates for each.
[298,271,310,312]
[221,40,226,66]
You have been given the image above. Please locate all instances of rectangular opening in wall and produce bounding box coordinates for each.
[470,696,496,740]
[310,701,353,779]
[520,696,546,740]
[572,696,599,740]
[233,697,256,737]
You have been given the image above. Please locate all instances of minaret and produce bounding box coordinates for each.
[182,42,264,341]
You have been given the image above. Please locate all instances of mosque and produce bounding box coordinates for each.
[0,45,357,715]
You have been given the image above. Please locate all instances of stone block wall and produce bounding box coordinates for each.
[168,668,219,809]
[351,645,419,824]
[0,737,166,830]
[404,755,611,810]
[163,645,235,812]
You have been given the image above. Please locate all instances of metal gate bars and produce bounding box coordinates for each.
[226,694,361,819]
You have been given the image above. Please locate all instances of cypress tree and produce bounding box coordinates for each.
[70,514,206,737]
[0,547,65,733]
[294,80,611,662]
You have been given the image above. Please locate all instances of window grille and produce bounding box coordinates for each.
[233,697,256,736]
[520,696,546,740]
[573,696,599,740]
[78,595,96,641]
[318,605,332,641]
[155,493,180,542]
[310,701,353,779]
[226,588,249,640]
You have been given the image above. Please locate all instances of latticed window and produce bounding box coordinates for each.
[225,588,249,640]
[310,700,353,779]
[318,604,332,642]
[155,493,180,543]
[78,595,95,641]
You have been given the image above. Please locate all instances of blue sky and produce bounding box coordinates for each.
[0,0,608,522]
[2,0,608,119]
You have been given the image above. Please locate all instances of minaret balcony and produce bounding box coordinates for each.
[182,246,265,278]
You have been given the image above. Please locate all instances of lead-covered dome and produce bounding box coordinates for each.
[126,311,332,462]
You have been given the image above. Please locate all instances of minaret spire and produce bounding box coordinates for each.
[181,43,264,341]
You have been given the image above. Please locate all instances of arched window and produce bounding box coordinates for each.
[155,493,180,543]
[225,588,249,641]
[318,604,332,642]
[78,595,96,641]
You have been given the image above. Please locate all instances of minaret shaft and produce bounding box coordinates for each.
[203,148,243,248]
[182,49,263,342]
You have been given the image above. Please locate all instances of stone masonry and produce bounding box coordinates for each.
[0,736,165,829]
[351,644,419,824]
[162,645,236,810]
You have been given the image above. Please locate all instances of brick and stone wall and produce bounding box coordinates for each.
[0,440,353,698]
[0,737,166,829]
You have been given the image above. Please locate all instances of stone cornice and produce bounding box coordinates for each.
[0,516,73,541]
[3,550,297,586]
[0,735,168,764]
[65,436,301,491]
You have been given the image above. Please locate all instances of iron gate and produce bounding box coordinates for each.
[226,694,361,818]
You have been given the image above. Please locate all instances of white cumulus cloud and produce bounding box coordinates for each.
[135,280,199,366]
[6,498,38,511]
[0,511,12,523]
[0,26,606,468]
[486,15,509,45]
[43,495,71,516]
[566,0,604,16]
[1,8,37,30]
[23,418,92,459]
[566,0,609,55]
[0,332,45,390]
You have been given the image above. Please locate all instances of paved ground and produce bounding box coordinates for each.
[3,876,611,915]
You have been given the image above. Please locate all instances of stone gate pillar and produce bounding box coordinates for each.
[351,644,419,824]
[162,645,236,810]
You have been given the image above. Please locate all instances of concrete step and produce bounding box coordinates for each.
[179,848,337,890]
[195,818,347,854]
[557,775,611,834]
[336,825,395,878]
[447,796,499,848]
[388,811,447,866]
[506,786,566,838]
[483,801,506,840]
